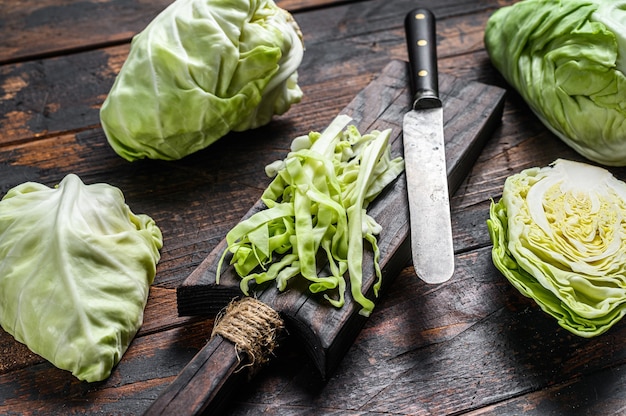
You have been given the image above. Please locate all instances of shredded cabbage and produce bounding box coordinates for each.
[487,159,626,337]
[217,115,405,316]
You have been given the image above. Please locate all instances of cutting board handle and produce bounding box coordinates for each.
[144,298,284,416]
[143,334,242,416]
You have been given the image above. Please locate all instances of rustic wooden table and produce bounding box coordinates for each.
[1,0,625,415]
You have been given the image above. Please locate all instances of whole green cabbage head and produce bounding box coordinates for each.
[485,0,626,166]
[0,174,163,381]
[100,0,304,161]
[487,159,626,337]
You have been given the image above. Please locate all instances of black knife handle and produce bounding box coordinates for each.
[404,8,441,109]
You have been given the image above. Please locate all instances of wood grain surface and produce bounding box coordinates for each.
[1,0,625,415]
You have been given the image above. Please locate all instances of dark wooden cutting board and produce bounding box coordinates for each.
[175,59,506,380]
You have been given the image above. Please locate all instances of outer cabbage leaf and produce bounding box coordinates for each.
[100,0,304,161]
[0,174,163,381]
[487,159,626,337]
[484,0,626,166]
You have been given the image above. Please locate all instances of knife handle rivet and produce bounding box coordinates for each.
[418,70,428,77]
[417,39,427,46]
[415,13,426,19]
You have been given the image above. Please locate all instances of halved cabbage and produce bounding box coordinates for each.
[0,174,163,381]
[487,159,626,337]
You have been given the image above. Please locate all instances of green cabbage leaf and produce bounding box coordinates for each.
[487,159,626,337]
[485,0,626,166]
[100,0,304,161]
[0,174,163,381]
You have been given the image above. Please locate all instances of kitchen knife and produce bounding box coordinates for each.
[403,8,454,284]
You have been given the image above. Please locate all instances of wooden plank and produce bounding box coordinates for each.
[0,0,171,65]
[144,334,247,416]
[0,0,345,65]
[463,363,626,415]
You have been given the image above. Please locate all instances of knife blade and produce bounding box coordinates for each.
[403,8,454,284]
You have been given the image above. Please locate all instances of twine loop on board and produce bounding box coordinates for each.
[211,297,284,374]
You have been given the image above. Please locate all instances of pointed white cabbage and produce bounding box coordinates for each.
[0,174,163,381]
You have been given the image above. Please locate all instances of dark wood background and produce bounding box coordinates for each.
[1,0,625,415]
